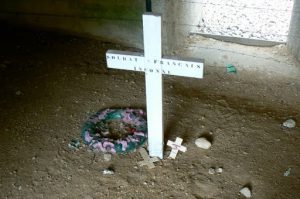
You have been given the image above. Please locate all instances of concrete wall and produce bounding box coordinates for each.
[0,0,145,49]
[0,0,193,54]
[288,0,300,61]
[157,0,203,54]
[1,0,298,60]
[0,0,195,54]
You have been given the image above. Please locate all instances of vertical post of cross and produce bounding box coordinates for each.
[143,14,163,159]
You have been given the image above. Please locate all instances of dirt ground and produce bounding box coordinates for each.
[0,24,299,199]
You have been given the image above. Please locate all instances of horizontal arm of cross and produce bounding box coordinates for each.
[106,50,204,79]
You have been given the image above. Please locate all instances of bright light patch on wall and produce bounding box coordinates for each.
[192,0,294,42]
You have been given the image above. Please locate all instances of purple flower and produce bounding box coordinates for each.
[103,141,116,153]
[122,112,132,123]
[84,131,93,142]
[92,142,105,151]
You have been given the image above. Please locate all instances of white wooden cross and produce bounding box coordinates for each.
[106,13,204,159]
[167,137,187,159]
[138,148,159,169]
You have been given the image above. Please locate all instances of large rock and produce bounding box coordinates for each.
[195,138,212,149]
[282,119,296,128]
[240,187,252,198]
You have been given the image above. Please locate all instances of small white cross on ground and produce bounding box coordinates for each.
[167,137,187,159]
[106,13,204,159]
[138,148,160,169]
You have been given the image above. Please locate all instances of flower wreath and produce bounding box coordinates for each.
[81,108,147,154]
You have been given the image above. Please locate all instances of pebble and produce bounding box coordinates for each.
[208,167,223,175]
[68,139,80,150]
[103,153,112,162]
[282,119,296,128]
[283,168,291,176]
[195,138,211,149]
[208,168,215,174]
[216,167,223,174]
[240,187,252,198]
[102,169,114,175]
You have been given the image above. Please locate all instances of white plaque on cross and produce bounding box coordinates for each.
[106,13,204,159]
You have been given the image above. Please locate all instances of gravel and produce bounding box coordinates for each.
[193,0,293,42]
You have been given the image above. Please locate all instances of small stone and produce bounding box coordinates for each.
[240,187,252,198]
[283,168,291,176]
[102,169,114,175]
[216,167,223,174]
[68,139,80,150]
[282,119,296,128]
[208,168,215,174]
[195,138,211,149]
[103,153,112,162]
